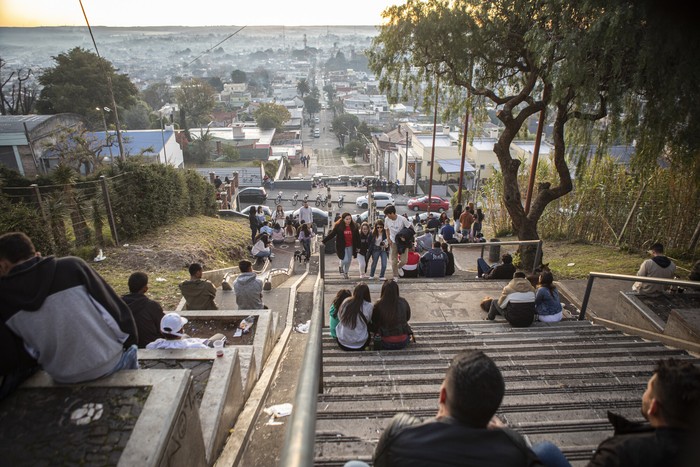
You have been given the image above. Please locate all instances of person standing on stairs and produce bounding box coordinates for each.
[321,212,360,280]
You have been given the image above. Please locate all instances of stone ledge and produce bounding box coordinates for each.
[138,348,245,465]
[13,369,206,467]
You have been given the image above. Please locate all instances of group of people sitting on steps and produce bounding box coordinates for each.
[0,231,268,401]
[321,205,457,280]
[328,280,414,351]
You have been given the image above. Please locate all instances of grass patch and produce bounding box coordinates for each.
[92,215,249,309]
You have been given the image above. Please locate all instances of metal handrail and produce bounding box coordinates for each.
[279,253,325,467]
[449,239,543,274]
[579,272,700,320]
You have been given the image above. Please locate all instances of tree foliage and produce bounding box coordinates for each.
[36,47,137,122]
[331,113,360,148]
[230,69,247,83]
[296,78,310,98]
[174,78,216,129]
[253,103,291,131]
[303,95,321,117]
[141,82,172,111]
[369,0,700,264]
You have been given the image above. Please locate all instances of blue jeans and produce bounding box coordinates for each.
[255,249,272,258]
[341,246,353,274]
[370,250,388,277]
[531,441,571,467]
[106,345,139,376]
[301,238,311,258]
[477,257,492,277]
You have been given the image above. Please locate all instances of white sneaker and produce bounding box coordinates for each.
[379,276,386,281]
[368,276,375,280]
[398,268,404,277]
[360,274,366,279]
[269,253,275,258]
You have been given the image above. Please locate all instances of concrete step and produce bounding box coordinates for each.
[313,319,696,465]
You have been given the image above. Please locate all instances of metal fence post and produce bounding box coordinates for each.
[100,176,119,246]
[578,275,596,321]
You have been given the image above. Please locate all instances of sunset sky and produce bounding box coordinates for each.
[0,0,403,27]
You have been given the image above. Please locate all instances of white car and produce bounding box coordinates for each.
[355,192,395,209]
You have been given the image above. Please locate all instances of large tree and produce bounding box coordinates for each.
[253,103,291,131]
[36,47,137,123]
[230,69,247,83]
[141,82,172,111]
[303,95,321,119]
[369,0,700,265]
[174,78,216,131]
[331,113,360,148]
[296,78,310,98]
[0,59,38,115]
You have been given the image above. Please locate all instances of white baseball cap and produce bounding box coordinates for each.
[161,313,188,337]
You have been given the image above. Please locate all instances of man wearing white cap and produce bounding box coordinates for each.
[146,313,224,349]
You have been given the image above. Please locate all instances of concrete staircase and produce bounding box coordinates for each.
[314,320,697,466]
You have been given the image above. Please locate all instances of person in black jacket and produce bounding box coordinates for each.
[477,253,516,279]
[532,358,700,467]
[441,242,455,276]
[248,207,258,245]
[419,241,448,277]
[321,212,360,279]
[121,272,165,348]
[0,232,138,400]
[373,350,542,467]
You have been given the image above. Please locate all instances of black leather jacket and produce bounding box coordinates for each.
[374,413,543,467]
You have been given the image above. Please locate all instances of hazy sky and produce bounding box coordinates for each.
[0,0,404,27]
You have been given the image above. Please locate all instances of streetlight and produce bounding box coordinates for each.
[96,106,113,160]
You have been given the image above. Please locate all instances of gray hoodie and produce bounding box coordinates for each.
[234,272,264,310]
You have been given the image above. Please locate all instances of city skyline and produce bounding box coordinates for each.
[0,0,403,27]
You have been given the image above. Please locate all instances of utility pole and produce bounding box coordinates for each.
[427,74,440,215]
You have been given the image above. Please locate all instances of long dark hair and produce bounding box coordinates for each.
[538,271,556,296]
[332,288,352,311]
[334,211,356,231]
[371,220,386,239]
[374,280,403,328]
[339,282,371,329]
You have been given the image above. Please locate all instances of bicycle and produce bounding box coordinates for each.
[275,191,283,205]
[291,192,299,206]
[337,194,345,208]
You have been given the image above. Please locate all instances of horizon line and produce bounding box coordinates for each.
[0,24,382,28]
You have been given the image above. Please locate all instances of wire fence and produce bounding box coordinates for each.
[479,157,700,256]
[0,164,217,256]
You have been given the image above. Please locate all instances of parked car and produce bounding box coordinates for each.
[218,209,247,220]
[355,211,387,224]
[313,128,320,138]
[407,195,450,212]
[355,192,395,209]
[236,187,267,204]
[238,205,272,218]
[285,207,329,228]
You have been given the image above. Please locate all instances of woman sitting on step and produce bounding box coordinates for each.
[328,288,352,339]
[535,271,563,322]
[335,283,373,351]
[371,280,413,350]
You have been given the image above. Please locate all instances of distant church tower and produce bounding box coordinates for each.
[303,33,307,49]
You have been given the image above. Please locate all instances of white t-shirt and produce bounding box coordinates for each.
[299,206,313,225]
[336,300,373,349]
[385,215,413,243]
[146,338,209,349]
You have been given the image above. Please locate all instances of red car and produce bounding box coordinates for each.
[407,196,450,212]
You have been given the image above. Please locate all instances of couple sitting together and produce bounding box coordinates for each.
[329,281,413,351]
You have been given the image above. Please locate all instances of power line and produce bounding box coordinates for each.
[186,26,247,67]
